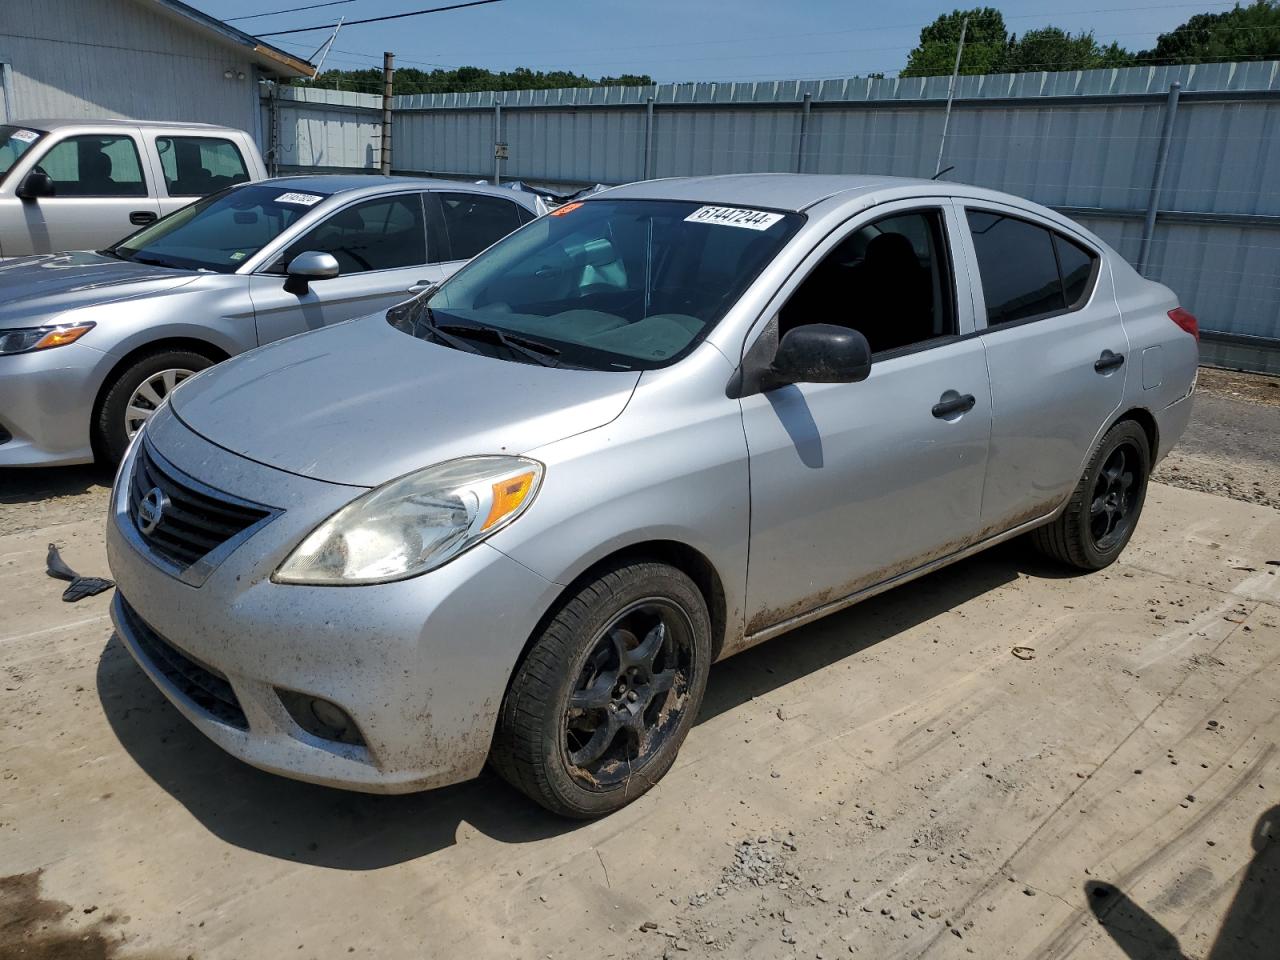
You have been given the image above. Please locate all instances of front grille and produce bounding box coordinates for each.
[119,597,248,730]
[128,442,270,570]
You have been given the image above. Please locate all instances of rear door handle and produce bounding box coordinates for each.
[129,210,157,226]
[932,392,977,419]
[1094,350,1125,373]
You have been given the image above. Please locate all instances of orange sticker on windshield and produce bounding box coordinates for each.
[550,202,584,217]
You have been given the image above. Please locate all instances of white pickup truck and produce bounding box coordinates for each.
[0,118,266,257]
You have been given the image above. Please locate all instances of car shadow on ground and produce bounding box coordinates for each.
[0,465,111,504]
[1085,805,1278,959]
[96,540,1068,872]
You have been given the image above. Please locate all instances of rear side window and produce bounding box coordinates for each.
[35,134,147,198]
[433,192,526,262]
[278,194,427,274]
[156,136,250,196]
[966,210,1099,326]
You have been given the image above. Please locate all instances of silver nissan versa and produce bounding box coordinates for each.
[106,174,1199,817]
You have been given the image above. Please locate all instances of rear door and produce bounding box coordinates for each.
[425,190,535,280]
[740,200,992,635]
[0,129,161,254]
[959,202,1127,531]
[147,133,254,218]
[248,191,443,345]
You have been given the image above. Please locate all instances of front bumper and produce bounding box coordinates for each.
[0,340,108,466]
[106,406,557,794]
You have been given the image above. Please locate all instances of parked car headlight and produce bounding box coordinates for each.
[0,322,95,355]
[274,456,543,585]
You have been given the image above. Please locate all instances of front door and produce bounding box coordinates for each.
[959,203,1129,531]
[0,131,160,255]
[248,192,446,346]
[740,202,992,635]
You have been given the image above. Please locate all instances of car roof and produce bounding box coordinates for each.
[261,174,541,207]
[14,118,247,133]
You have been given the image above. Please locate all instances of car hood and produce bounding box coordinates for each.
[0,252,198,328]
[170,313,641,487]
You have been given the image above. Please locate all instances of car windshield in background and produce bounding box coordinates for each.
[111,184,332,273]
[416,199,803,370]
[0,125,46,184]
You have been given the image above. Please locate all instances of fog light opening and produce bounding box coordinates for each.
[276,689,366,746]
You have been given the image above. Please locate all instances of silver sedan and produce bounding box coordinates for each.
[0,175,540,466]
[106,174,1198,817]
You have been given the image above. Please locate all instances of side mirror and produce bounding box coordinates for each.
[17,171,54,201]
[283,250,340,295]
[765,324,872,390]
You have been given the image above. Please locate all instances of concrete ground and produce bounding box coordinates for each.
[1,373,1277,960]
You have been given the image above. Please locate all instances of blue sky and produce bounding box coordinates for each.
[199,0,1241,84]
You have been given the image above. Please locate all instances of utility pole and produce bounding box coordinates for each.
[380,51,394,176]
[934,16,968,177]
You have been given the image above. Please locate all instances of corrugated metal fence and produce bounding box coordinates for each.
[265,62,1280,354]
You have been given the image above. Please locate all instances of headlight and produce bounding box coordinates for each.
[274,456,543,585]
[0,322,95,355]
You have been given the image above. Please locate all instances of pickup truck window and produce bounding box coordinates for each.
[35,134,148,198]
[156,136,251,197]
[0,125,45,184]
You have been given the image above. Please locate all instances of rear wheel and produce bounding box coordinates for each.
[93,349,214,465]
[491,562,712,818]
[1031,419,1150,570]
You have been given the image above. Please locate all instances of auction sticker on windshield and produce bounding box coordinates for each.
[684,206,784,231]
[10,129,39,143]
[275,192,324,206]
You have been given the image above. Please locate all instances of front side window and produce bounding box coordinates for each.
[277,194,427,274]
[34,135,147,198]
[0,125,46,185]
[156,136,250,196]
[966,210,1098,326]
[779,208,956,355]
[418,199,803,370]
[433,192,528,262]
[112,184,330,272]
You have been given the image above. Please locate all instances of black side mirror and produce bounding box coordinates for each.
[764,323,872,390]
[17,171,54,201]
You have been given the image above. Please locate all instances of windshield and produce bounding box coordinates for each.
[417,199,802,370]
[111,183,332,272]
[0,125,46,184]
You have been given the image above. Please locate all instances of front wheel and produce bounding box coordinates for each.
[491,562,712,818]
[1031,419,1150,570]
[93,349,214,464]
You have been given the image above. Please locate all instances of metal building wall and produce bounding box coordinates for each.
[0,0,261,132]
[270,61,1280,349]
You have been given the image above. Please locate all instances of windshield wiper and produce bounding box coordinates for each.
[128,254,180,269]
[433,321,562,368]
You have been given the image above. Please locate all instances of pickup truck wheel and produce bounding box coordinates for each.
[491,562,711,818]
[93,350,214,465]
[1031,419,1150,571]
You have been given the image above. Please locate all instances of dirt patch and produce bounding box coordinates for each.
[1196,366,1280,408]
[0,870,139,960]
[0,467,111,538]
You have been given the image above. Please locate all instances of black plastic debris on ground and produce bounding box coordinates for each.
[46,543,114,602]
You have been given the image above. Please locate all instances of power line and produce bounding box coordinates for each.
[256,0,505,36]
[225,0,357,22]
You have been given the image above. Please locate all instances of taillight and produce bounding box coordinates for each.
[1168,307,1199,341]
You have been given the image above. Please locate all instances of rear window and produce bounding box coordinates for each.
[434,192,527,261]
[966,210,1099,326]
[156,136,250,196]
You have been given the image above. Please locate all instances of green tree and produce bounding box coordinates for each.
[301,65,654,95]
[902,8,1012,77]
[1141,0,1280,63]
[1002,27,1135,72]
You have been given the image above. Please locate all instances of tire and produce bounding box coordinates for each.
[1031,419,1150,571]
[491,561,712,818]
[93,349,215,465]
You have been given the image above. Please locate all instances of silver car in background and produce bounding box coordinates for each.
[0,175,539,465]
[106,174,1199,818]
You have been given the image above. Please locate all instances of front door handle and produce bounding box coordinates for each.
[1094,350,1125,373]
[129,210,157,226]
[932,392,977,419]
[407,280,437,295]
